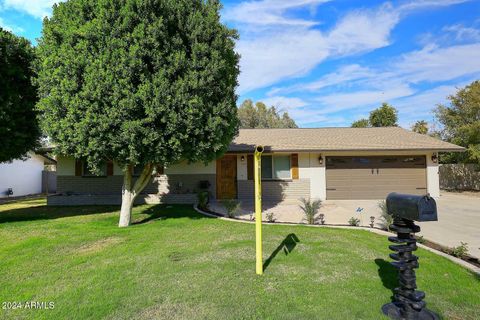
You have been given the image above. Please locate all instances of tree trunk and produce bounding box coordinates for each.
[118,163,154,227]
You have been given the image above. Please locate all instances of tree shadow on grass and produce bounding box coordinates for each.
[263,233,300,272]
[0,203,210,225]
[132,204,212,225]
[0,205,118,224]
[375,258,398,302]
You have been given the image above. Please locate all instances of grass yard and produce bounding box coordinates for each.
[0,199,479,320]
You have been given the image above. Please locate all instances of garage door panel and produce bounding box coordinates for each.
[326,156,427,200]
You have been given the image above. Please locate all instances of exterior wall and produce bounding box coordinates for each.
[298,153,325,201]
[426,152,440,198]
[0,153,44,198]
[53,156,215,205]
[237,179,310,203]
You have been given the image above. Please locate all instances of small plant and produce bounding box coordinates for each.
[221,199,241,218]
[451,242,469,258]
[348,217,360,226]
[319,213,326,225]
[378,200,393,231]
[299,198,322,225]
[266,212,276,223]
[369,216,375,228]
[416,235,426,244]
[197,191,209,210]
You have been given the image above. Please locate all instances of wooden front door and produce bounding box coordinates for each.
[216,155,237,199]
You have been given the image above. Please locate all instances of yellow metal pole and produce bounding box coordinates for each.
[254,145,264,275]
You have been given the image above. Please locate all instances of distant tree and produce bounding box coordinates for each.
[369,103,398,127]
[35,0,240,227]
[411,120,429,134]
[435,81,480,164]
[238,99,298,128]
[0,28,40,162]
[351,118,370,128]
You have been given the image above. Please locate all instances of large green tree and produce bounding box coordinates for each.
[237,99,298,128]
[369,103,398,127]
[0,28,40,162]
[435,80,480,164]
[35,0,240,227]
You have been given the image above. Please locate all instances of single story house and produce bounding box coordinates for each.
[0,151,57,198]
[48,127,464,206]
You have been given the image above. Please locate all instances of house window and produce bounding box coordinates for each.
[261,155,291,180]
[82,162,107,177]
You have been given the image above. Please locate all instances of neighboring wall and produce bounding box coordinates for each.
[0,153,44,198]
[440,163,480,191]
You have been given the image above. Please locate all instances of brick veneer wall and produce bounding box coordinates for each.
[237,179,310,203]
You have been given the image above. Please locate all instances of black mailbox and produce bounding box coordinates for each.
[386,193,437,222]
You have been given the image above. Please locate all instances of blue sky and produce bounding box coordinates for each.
[1,0,480,128]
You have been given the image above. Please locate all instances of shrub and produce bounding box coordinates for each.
[266,212,276,223]
[319,213,326,225]
[222,199,241,218]
[348,217,360,226]
[451,242,469,258]
[299,198,322,225]
[378,200,393,231]
[197,191,209,210]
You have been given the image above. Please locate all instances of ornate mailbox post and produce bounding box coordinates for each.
[382,193,439,320]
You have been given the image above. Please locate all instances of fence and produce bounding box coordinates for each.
[439,164,480,191]
[42,171,57,194]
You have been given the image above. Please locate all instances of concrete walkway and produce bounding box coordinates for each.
[211,191,480,258]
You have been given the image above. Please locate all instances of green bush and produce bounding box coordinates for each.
[299,198,322,225]
[197,191,209,210]
[451,242,469,257]
[222,199,241,218]
[378,200,393,231]
[266,212,276,223]
[348,217,360,226]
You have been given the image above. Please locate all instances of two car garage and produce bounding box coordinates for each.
[325,155,427,200]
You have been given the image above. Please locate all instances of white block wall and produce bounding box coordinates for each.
[0,153,45,198]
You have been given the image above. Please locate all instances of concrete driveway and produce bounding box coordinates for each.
[211,191,480,258]
[418,192,480,259]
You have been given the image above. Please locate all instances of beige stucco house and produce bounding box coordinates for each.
[48,127,464,205]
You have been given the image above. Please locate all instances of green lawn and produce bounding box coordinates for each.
[0,199,478,320]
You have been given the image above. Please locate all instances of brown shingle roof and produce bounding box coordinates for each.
[228,127,464,153]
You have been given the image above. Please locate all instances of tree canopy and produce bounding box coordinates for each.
[238,99,297,128]
[35,0,240,226]
[411,120,429,134]
[435,80,480,164]
[351,118,369,128]
[350,103,398,128]
[0,28,40,162]
[369,103,398,127]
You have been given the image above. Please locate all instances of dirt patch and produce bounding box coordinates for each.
[133,300,216,320]
[76,237,124,254]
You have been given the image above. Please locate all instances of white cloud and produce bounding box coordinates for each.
[394,43,480,83]
[314,85,415,114]
[232,3,400,93]
[269,64,373,95]
[442,24,480,42]
[3,0,60,19]
[224,0,330,27]
[261,96,308,111]
[229,0,471,94]
[0,17,23,32]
